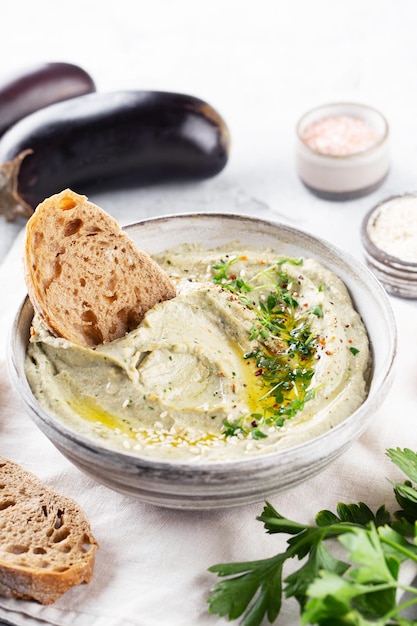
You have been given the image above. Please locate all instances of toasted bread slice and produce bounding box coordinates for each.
[24,189,176,347]
[0,456,98,604]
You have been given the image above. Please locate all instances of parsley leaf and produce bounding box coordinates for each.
[207,447,417,625]
[387,447,417,483]
[208,554,284,624]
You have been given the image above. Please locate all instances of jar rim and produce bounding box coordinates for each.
[361,193,417,270]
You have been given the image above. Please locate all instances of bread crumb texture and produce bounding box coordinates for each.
[24,188,176,347]
[0,456,98,604]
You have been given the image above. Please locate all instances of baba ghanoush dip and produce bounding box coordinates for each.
[25,244,370,462]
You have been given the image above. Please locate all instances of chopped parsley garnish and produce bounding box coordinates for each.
[211,256,320,438]
[312,304,323,317]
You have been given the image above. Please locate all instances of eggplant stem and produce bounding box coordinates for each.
[0,149,34,222]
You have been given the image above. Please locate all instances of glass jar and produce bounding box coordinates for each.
[361,194,417,298]
[296,102,390,200]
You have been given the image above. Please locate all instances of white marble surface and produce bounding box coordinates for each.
[1,0,417,263]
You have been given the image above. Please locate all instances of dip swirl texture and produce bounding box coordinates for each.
[25,244,370,462]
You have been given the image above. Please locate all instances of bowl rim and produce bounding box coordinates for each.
[9,211,398,473]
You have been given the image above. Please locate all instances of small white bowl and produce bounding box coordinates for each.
[362,194,417,298]
[8,213,397,509]
[296,102,390,200]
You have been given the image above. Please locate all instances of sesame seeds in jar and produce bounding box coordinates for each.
[296,103,390,200]
[362,194,417,298]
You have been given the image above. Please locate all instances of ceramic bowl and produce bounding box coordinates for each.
[8,213,397,509]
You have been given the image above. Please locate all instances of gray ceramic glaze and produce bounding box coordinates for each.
[8,213,397,509]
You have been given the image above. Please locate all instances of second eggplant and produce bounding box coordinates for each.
[0,90,230,221]
[0,62,96,136]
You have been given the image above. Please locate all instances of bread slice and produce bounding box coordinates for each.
[24,188,176,347]
[0,456,98,604]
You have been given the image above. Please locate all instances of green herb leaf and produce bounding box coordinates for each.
[338,524,396,585]
[387,447,417,483]
[312,305,323,317]
[319,501,390,527]
[301,571,374,626]
[207,448,417,626]
[207,554,284,624]
[257,500,309,535]
[211,254,320,438]
[393,481,417,525]
[284,541,349,610]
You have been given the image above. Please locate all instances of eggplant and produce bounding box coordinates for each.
[0,90,230,221]
[0,62,96,136]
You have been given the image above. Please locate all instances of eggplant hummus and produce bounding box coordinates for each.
[25,244,370,462]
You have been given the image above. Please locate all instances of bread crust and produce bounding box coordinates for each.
[24,189,176,347]
[0,456,98,604]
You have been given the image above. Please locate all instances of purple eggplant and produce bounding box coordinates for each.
[0,90,230,221]
[0,62,96,136]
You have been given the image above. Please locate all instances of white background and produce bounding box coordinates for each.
[2,0,417,261]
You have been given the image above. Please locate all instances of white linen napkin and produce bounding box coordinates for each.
[1,229,417,626]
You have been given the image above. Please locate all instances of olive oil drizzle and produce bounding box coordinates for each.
[212,256,318,439]
[63,255,320,446]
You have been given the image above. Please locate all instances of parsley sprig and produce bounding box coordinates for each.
[211,256,318,437]
[207,447,417,625]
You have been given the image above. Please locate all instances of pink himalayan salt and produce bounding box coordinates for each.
[301,114,381,156]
